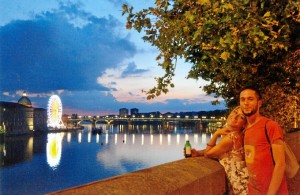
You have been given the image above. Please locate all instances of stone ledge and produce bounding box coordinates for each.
[48,157,226,195]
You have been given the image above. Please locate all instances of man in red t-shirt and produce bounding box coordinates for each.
[240,87,288,195]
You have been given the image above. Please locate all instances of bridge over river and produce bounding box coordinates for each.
[67,115,227,131]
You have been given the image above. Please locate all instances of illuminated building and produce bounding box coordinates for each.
[0,92,47,134]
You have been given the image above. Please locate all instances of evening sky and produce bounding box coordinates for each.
[0,0,226,115]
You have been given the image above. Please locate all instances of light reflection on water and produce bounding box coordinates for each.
[46,133,63,169]
[0,124,213,195]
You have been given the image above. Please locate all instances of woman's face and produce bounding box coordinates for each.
[227,111,246,130]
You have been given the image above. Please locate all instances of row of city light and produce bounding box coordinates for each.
[49,131,213,145]
[68,115,226,120]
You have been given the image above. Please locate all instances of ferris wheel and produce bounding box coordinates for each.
[47,95,63,128]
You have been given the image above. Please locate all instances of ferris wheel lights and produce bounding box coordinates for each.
[47,95,64,129]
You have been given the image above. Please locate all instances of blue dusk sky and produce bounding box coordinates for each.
[0,0,226,116]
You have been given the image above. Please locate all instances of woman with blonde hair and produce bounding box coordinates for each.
[189,106,249,194]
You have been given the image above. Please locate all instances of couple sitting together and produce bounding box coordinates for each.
[188,87,288,195]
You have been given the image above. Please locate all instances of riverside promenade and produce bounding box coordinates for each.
[48,130,300,195]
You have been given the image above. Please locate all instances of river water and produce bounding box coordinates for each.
[0,124,213,195]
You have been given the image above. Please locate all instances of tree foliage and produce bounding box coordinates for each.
[122,0,300,130]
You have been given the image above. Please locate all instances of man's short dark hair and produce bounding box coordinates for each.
[240,86,262,100]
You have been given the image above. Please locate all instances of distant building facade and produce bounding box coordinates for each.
[119,108,129,117]
[130,108,139,116]
[0,92,47,134]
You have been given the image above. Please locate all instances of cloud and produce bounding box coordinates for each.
[121,62,149,78]
[97,63,153,103]
[0,2,136,93]
[108,0,128,7]
[0,1,226,115]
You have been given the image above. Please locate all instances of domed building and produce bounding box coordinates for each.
[18,91,32,107]
[0,92,47,135]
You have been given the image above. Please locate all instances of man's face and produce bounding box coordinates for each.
[239,89,262,117]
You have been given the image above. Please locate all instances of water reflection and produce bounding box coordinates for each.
[0,124,215,195]
[46,133,63,169]
[100,133,204,146]
[103,132,203,147]
[67,132,71,142]
[78,132,82,143]
[0,135,36,166]
[1,129,211,168]
[96,134,99,143]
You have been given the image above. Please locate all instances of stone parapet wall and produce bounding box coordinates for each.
[48,131,300,195]
[48,157,226,195]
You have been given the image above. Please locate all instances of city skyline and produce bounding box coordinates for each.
[0,0,227,116]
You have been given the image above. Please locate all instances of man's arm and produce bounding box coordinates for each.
[267,139,286,195]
